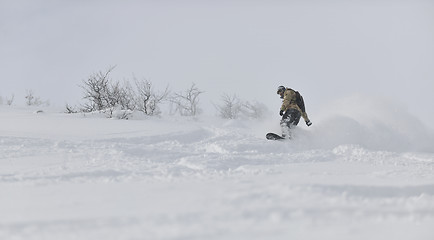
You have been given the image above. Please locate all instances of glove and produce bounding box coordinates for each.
[306,120,312,126]
[279,110,284,116]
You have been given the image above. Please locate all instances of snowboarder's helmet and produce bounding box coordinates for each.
[277,86,286,95]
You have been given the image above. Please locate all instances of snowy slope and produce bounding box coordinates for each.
[1,103,434,240]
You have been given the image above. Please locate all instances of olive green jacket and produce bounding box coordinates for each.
[280,89,310,122]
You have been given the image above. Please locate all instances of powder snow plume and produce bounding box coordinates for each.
[296,94,434,152]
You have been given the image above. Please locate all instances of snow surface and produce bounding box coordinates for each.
[1,101,434,240]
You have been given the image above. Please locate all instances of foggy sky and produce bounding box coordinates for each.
[1,0,433,127]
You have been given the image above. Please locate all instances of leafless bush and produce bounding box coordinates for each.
[215,94,241,119]
[7,94,14,106]
[25,90,38,106]
[80,67,132,117]
[77,67,170,118]
[134,78,169,116]
[171,83,203,116]
[25,90,48,106]
[215,93,268,119]
[80,66,115,112]
[1,94,16,106]
[65,104,78,114]
[240,101,268,119]
[118,81,136,111]
[103,80,129,118]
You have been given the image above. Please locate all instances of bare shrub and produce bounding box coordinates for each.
[80,66,115,112]
[25,90,48,106]
[215,93,269,119]
[65,104,78,114]
[7,94,14,106]
[134,78,170,116]
[240,100,268,119]
[215,93,241,119]
[1,95,15,106]
[171,83,203,116]
[118,80,136,111]
[77,67,170,118]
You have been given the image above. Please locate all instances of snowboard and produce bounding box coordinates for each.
[266,132,286,140]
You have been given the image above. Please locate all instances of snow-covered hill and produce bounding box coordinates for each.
[1,103,433,240]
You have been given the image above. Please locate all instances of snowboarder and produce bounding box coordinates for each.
[277,85,312,138]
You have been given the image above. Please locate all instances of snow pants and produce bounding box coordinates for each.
[280,109,301,138]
